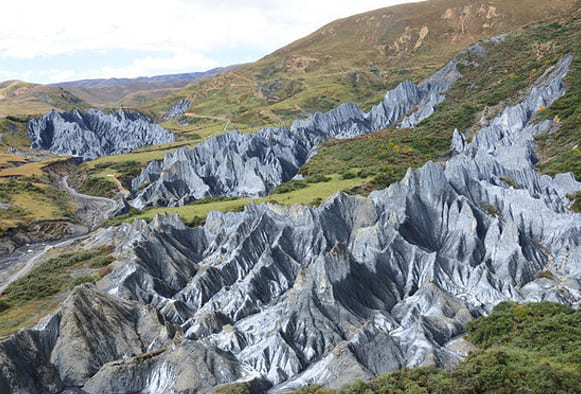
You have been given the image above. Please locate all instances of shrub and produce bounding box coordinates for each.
[269,180,308,194]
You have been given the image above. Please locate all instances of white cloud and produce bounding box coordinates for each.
[1,0,418,57]
[0,0,422,82]
[35,52,220,83]
[98,52,221,79]
[0,69,33,82]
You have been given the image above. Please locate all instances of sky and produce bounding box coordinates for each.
[0,0,421,84]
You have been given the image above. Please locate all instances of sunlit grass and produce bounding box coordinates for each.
[108,174,372,226]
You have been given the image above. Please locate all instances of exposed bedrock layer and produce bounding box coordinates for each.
[1,56,578,393]
[28,109,174,160]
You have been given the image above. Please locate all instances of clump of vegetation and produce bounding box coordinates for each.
[535,270,555,280]
[566,190,581,212]
[269,180,308,194]
[70,273,101,287]
[215,382,252,394]
[0,246,113,305]
[535,16,581,180]
[77,176,118,198]
[184,215,206,227]
[92,160,143,182]
[499,176,518,189]
[295,302,581,393]
[481,203,501,218]
[0,118,30,149]
[189,196,240,205]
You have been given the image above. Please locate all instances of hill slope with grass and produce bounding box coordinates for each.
[0,81,89,118]
[141,0,575,135]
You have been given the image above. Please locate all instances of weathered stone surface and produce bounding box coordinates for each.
[1,55,579,393]
[163,100,191,120]
[28,109,174,160]
[131,44,486,209]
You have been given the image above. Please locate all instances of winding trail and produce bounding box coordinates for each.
[107,174,131,197]
[61,176,119,229]
[0,234,88,294]
[0,177,120,294]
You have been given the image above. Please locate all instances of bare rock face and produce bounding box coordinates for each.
[130,44,485,209]
[1,56,578,393]
[28,109,175,160]
[163,100,191,120]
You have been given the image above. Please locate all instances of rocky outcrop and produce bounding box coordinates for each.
[130,43,486,209]
[28,109,175,160]
[163,100,191,120]
[1,56,578,393]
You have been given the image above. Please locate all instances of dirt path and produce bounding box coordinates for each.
[0,176,119,294]
[107,174,131,197]
[61,176,119,229]
[0,234,88,294]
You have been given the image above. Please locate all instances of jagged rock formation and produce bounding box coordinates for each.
[163,100,191,120]
[1,55,579,393]
[28,109,175,160]
[130,43,485,209]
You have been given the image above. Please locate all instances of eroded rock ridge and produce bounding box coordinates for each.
[28,109,175,160]
[130,44,484,209]
[0,55,579,393]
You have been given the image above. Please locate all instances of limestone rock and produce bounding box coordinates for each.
[28,109,175,160]
[131,43,486,209]
[0,54,579,393]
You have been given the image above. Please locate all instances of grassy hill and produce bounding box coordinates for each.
[54,66,239,108]
[0,81,89,118]
[141,0,576,135]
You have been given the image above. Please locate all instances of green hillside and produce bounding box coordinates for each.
[0,81,89,118]
[141,0,576,137]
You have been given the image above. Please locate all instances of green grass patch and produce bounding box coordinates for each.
[269,180,308,194]
[102,174,372,227]
[499,176,518,189]
[0,245,114,335]
[481,203,501,218]
[535,15,581,180]
[0,246,113,303]
[215,382,252,394]
[0,178,76,229]
[76,176,118,198]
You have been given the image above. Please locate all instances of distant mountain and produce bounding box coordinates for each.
[51,66,239,108]
[53,67,238,89]
[0,67,239,117]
